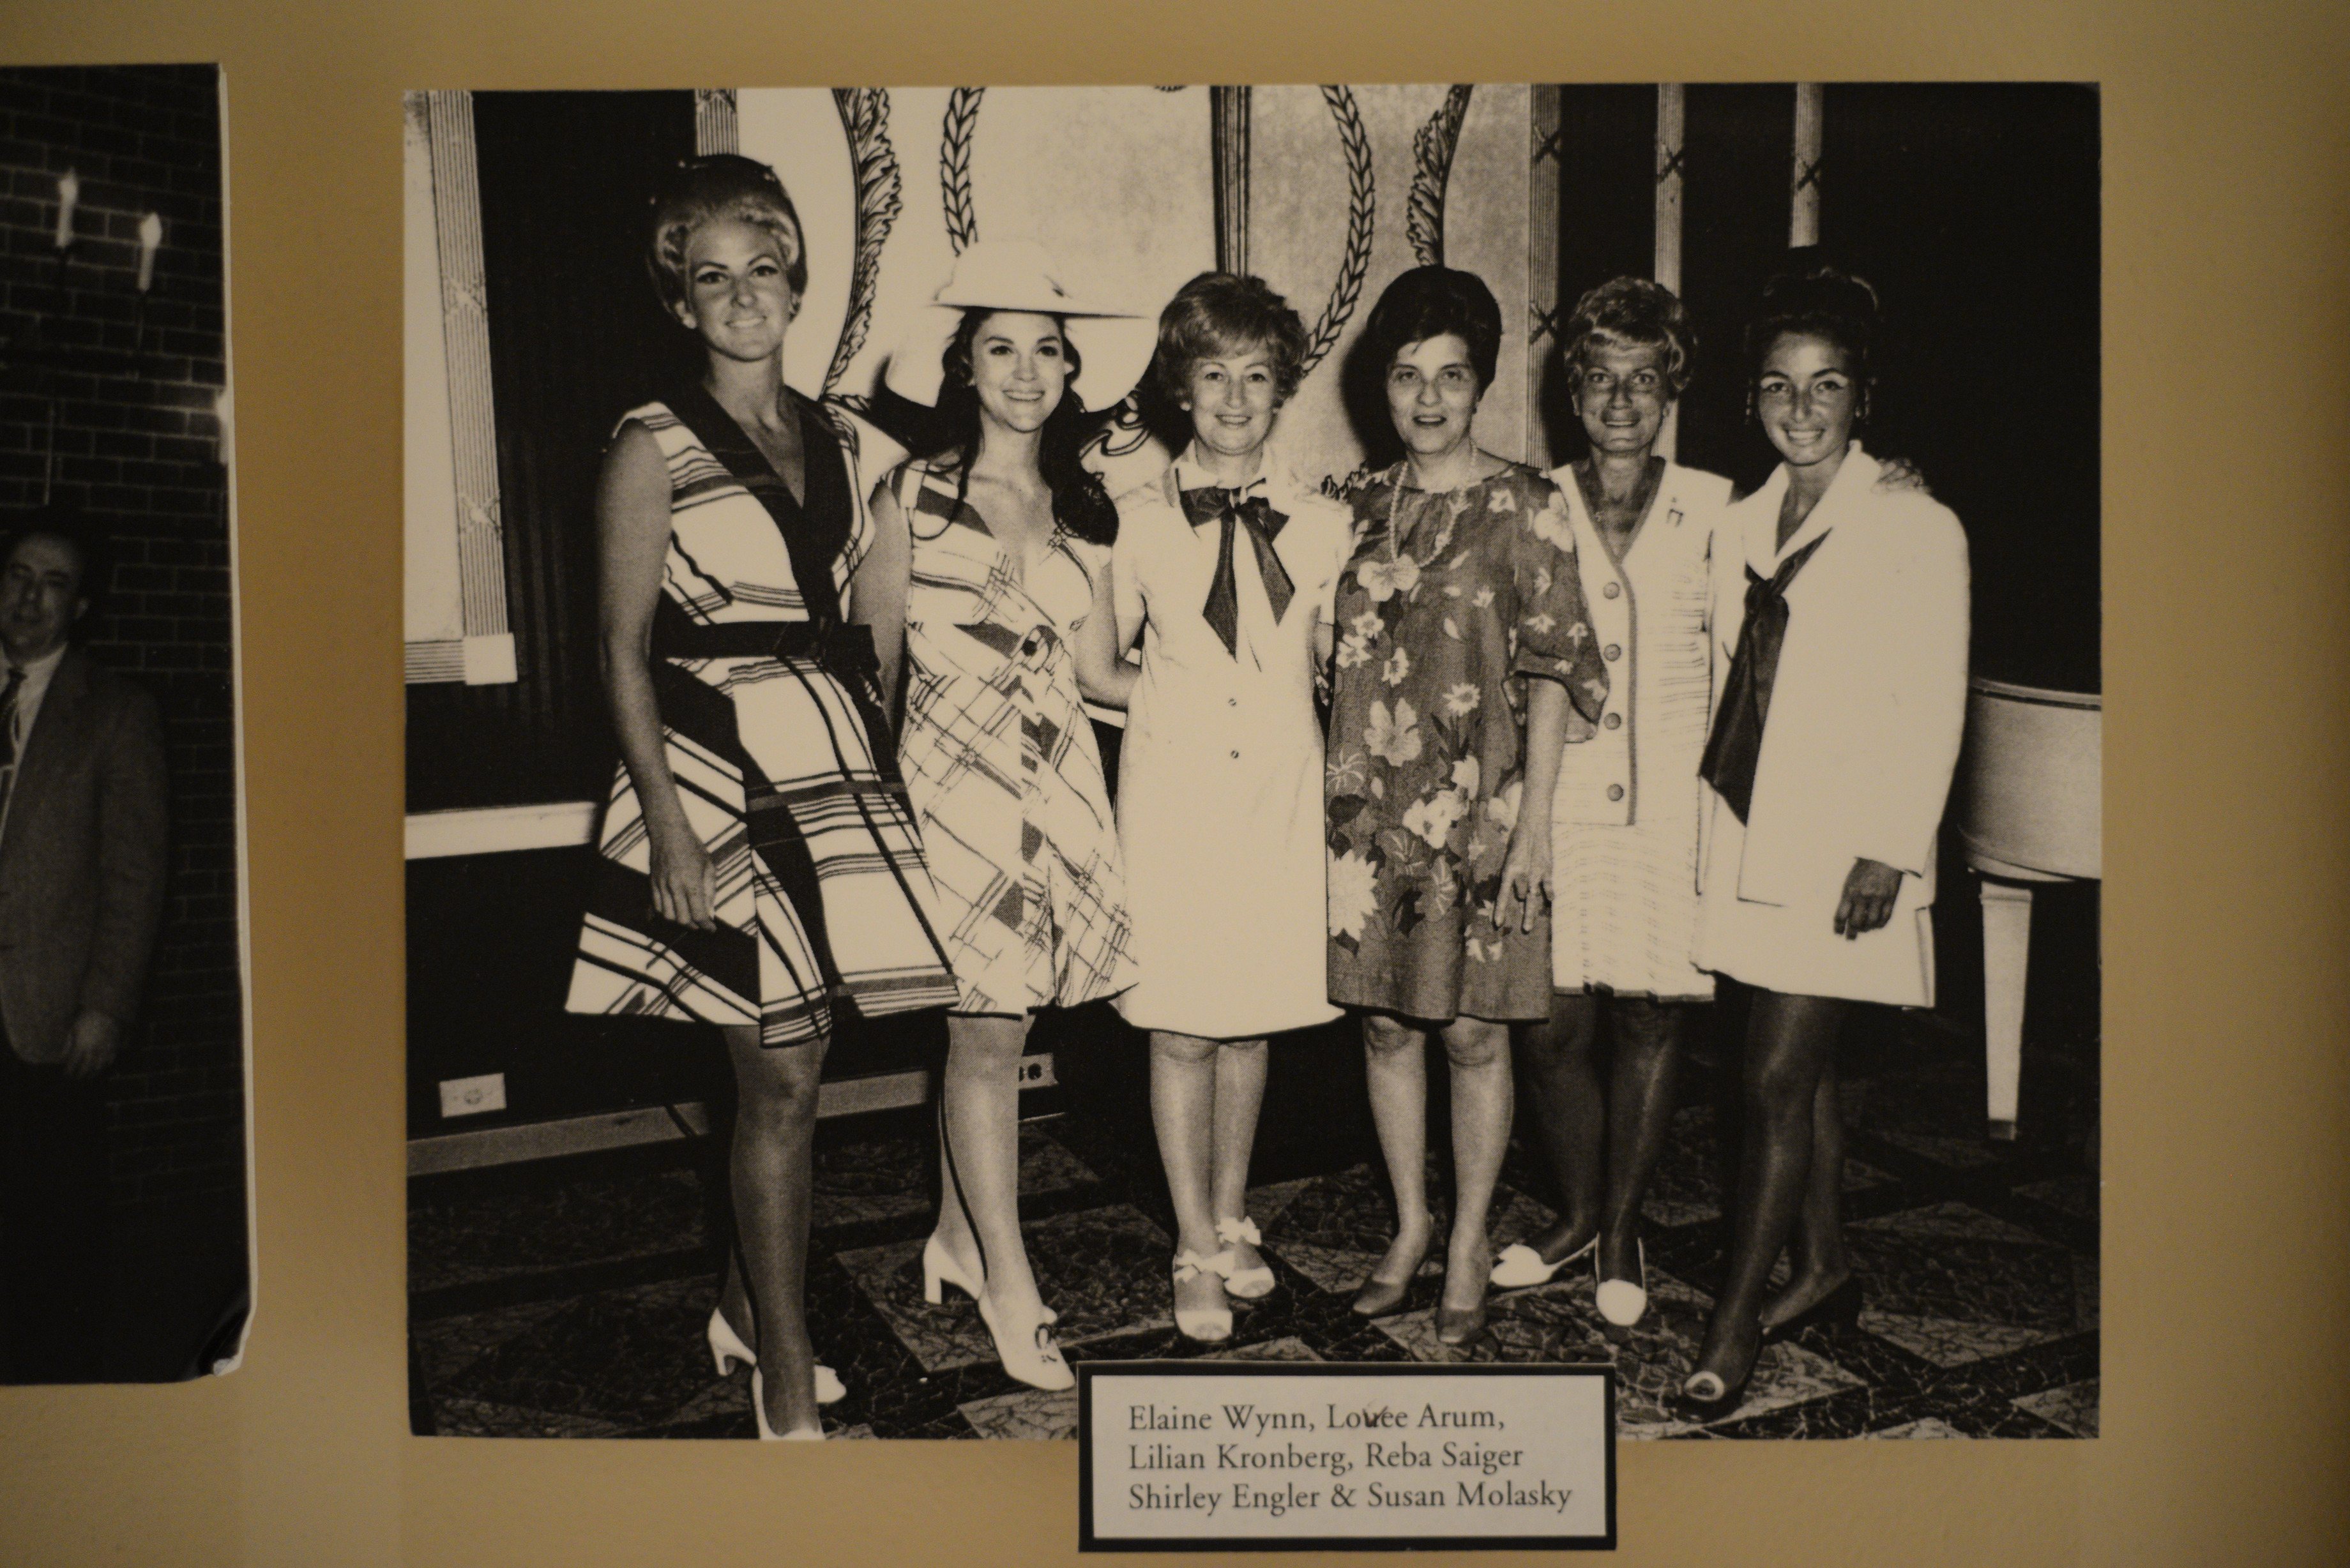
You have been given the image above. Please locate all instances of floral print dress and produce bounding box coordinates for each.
[1326,464,1609,1022]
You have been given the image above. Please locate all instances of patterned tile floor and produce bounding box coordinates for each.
[409,1004,2098,1442]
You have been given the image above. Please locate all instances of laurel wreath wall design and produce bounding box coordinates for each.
[941,86,984,254]
[1407,86,1473,268]
[826,87,903,396]
[1302,84,1377,380]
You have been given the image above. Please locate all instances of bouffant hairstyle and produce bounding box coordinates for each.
[645,155,808,313]
[1562,276,1697,397]
[928,308,1119,547]
[1744,260,1881,386]
[1148,272,1312,408]
[1360,266,1504,392]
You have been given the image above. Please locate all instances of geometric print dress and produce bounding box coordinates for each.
[568,390,957,1048]
[890,457,1135,1017]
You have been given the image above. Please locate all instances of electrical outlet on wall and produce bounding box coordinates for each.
[439,1073,508,1117]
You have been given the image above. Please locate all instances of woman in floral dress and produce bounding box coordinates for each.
[1326,267,1609,1345]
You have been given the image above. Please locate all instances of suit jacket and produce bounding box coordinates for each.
[1699,444,1970,908]
[0,647,169,1064]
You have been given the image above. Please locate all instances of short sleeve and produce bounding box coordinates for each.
[1509,478,1609,726]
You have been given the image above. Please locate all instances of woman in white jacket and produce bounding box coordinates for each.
[1676,264,1969,1419]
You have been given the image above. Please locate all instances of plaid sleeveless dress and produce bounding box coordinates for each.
[891,457,1135,1016]
[568,392,956,1047]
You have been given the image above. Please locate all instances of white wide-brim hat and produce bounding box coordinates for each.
[884,239,1155,410]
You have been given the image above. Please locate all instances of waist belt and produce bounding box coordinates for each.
[653,615,879,677]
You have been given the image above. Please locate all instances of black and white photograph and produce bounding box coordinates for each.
[0,63,250,1383]
[404,82,2099,1442]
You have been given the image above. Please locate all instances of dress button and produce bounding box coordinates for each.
[1607,783,1625,802]
[1603,712,1622,730]
[1603,644,1622,661]
[1228,697,1238,707]
[1602,581,1621,599]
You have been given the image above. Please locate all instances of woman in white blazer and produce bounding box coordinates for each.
[1676,265,1969,1419]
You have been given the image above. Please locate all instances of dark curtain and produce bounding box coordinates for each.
[405,91,699,812]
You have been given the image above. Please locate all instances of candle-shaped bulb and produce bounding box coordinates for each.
[136,212,164,292]
[54,170,79,249]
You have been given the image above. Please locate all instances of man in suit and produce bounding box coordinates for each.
[0,514,168,1380]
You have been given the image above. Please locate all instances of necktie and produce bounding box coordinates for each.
[1697,532,1830,822]
[0,665,23,824]
[1180,485,1294,659]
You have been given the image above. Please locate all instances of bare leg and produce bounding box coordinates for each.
[1761,1062,1853,1327]
[1149,1030,1229,1324]
[1439,1015,1513,1309]
[1598,998,1688,1283]
[1688,990,1846,1392]
[1360,1014,1437,1289]
[1209,1037,1270,1275]
[938,1012,1048,1326]
[1512,991,1603,1262]
[725,1022,827,1438]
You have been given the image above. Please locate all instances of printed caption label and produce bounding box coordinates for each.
[1078,1362,1614,1552]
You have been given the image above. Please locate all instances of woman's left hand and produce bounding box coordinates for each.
[1834,857,1906,938]
[1496,819,1553,933]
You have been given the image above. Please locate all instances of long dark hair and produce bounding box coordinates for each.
[925,308,1119,547]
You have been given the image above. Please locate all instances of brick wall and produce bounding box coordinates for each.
[0,65,242,1209]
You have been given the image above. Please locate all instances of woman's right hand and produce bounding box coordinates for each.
[646,816,718,930]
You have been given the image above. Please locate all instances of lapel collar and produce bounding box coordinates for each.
[1766,441,1879,569]
[11,645,91,805]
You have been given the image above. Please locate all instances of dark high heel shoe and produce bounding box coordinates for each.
[1760,1275,1861,1345]
[1669,1359,1756,1424]
[1434,1283,1489,1348]
[1350,1235,1433,1318]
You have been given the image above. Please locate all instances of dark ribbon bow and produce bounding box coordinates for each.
[1181,485,1294,659]
[1697,532,1830,822]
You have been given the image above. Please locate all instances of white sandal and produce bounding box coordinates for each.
[1214,1216,1276,1299]
[1171,1248,1234,1343]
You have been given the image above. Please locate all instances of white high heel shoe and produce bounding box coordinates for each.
[976,1287,1076,1391]
[1595,1240,1648,1329]
[1489,1232,1597,1290]
[921,1232,985,1306]
[1213,1216,1275,1300]
[927,1232,1073,1390]
[1171,1249,1233,1343]
[707,1307,844,1404]
[749,1369,824,1440]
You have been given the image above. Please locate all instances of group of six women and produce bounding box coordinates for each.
[565,155,1971,1438]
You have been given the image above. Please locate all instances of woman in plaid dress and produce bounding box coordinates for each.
[566,158,955,1438]
[871,243,1141,1391]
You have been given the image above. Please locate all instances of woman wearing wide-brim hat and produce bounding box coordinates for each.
[869,241,1149,1391]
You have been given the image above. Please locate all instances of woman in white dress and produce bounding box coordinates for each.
[1075,273,1354,1342]
[1676,264,1969,1418]
[1491,280,1731,1332]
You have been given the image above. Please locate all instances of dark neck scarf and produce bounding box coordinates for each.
[1698,531,1831,822]
[1180,481,1293,659]
[665,381,852,626]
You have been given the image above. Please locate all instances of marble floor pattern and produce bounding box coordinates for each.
[410,1013,2098,1441]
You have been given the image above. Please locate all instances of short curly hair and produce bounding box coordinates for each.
[1359,265,1503,392]
[645,154,808,313]
[1148,271,1312,407]
[1561,276,1696,397]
